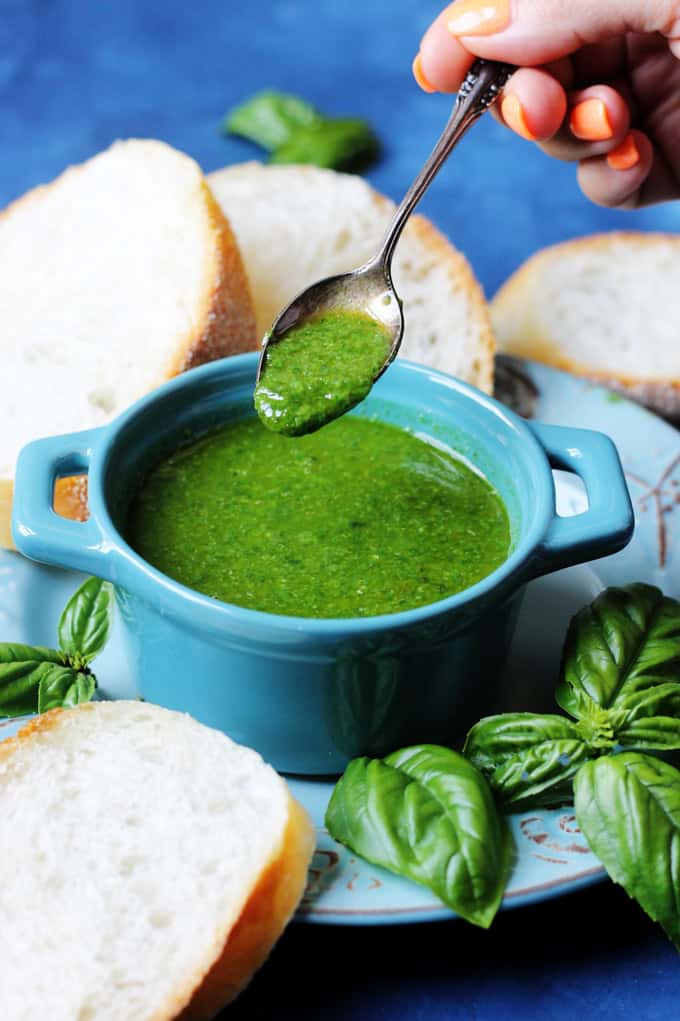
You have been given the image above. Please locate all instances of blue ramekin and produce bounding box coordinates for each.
[12,354,633,773]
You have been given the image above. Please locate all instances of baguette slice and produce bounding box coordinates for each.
[0,139,258,549]
[0,701,314,1021]
[490,231,680,421]
[207,162,495,390]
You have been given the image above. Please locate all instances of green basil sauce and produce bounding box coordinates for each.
[127,417,511,619]
[254,309,391,436]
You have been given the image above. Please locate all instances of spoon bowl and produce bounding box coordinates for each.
[256,259,403,386]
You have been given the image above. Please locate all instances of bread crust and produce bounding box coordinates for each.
[1,155,258,551]
[491,231,680,419]
[164,182,258,374]
[0,480,13,549]
[0,703,71,759]
[173,797,314,1021]
[407,212,495,394]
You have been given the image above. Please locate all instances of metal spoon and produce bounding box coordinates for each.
[256,59,515,393]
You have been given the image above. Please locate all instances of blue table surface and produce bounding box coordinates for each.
[2,0,679,1016]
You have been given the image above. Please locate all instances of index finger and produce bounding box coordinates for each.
[418,12,476,92]
[418,0,678,91]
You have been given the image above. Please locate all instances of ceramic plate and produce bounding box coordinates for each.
[1,357,678,926]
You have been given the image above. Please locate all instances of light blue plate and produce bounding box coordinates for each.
[1,358,678,925]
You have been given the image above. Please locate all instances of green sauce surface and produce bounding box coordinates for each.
[254,309,391,436]
[127,417,511,619]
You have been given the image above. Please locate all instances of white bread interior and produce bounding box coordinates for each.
[490,231,680,420]
[208,162,495,392]
[0,139,258,549]
[0,701,314,1020]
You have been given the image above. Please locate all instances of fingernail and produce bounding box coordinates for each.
[412,53,436,93]
[500,94,536,142]
[569,99,613,141]
[445,0,511,37]
[606,134,640,171]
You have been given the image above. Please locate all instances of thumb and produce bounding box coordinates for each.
[418,0,680,90]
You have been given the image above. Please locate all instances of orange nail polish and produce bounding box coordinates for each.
[501,94,536,142]
[606,134,640,171]
[569,99,613,141]
[412,53,436,94]
[445,0,511,37]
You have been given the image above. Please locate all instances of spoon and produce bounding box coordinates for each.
[255,58,516,432]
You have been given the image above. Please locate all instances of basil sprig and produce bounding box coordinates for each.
[326,745,511,927]
[465,584,680,806]
[0,577,112,718]
[223,90,380,173]
[327,583,680,948]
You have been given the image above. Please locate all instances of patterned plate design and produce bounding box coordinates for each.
[1,358,678,925]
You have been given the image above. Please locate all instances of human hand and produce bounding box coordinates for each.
[413,0,680,208]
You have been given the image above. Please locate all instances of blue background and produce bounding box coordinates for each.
[2,0,679,1017]
[3,0,680,299]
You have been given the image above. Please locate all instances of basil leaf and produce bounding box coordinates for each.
[615,716,680,751]
[58,577,113,665]
[0,645,63,717]
[488,740,592,810]
[465,713,582,770]
[616,681,680,720]
[464,713,590,808]
[575,753,680,948]
[556,584,680,718]
[325,745,512,927]
[271,118,380,173]
[223,90,322,150]
[37,665,96,713]
[0,643,62,666]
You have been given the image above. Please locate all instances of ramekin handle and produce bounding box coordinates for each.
[526,421,634,578]
[11,429,113,578]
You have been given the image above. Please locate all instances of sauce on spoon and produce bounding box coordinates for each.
[254,308,391,436]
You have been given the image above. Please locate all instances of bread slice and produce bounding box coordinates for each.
[0,139,258,549]
[0,701,314,1020]
[207,162,495,390]
[490,231,680,421]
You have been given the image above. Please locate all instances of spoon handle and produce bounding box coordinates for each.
[374,59,516,270]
